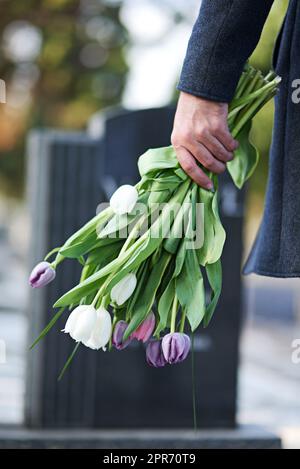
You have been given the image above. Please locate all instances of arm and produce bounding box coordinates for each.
[172,0,274,189]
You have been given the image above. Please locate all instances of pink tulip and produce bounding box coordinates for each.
[132,312,155,343]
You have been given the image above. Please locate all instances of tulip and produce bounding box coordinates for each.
[110,184,138,215]
[63,305,97,343]
[112,320,132,350]
[84,307,112,351]
[132,312,155,343]
[110,273,137,306]
[63,305,112,351]
[161,332,191,364]
[29,261,56,288]
[146,339,167,368]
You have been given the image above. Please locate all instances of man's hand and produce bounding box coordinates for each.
[171,92,239,190]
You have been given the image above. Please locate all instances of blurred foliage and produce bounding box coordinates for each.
[248,0,288,204]
[0,0,290,203]
[0,0,128,197]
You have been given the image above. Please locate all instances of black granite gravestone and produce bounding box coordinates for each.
[26,108,243,428]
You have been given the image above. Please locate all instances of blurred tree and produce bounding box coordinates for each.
[0,0,128,196]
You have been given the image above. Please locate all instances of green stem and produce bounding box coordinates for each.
[229,77,280,112]
[109,314,118,351]
[92,277,113,308]
[191,333,198,430]
[58,342,80,381]
[179,309,186,333]
[231,89,274,138]
[170,295,178,333]
[234,69,253,99]
[119,213,148,255]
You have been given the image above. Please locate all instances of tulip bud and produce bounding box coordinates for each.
[161,332,191,364]
[63,305,112,351]
[110,273,137,306]
[84,307,112,351]
[63,305,98,343]
[112,320,132,350]
[29,261,56,288]
[146,339,167,368]
[132,312,155,343]
[110,184,138,215]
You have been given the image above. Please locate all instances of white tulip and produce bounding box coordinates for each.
[63,305,112,351]
[110,184,138,215]
[110,273,137,306]
[83,307,112,351]
[63,305,97,343]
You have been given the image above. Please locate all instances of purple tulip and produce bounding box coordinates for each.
[132,312,155,343]
[29,261,56,288]
[162,332,191,364]
[112,320,132,350]
[146,339,167,368]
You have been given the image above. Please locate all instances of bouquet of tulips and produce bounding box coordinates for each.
[29,65,280,376]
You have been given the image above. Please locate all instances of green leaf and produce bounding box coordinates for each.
[56,207,113,255]
[44,247,61,261]
[163,202,189,254]
[156,278,175,335]
[204,259,222,327]
[126,258,150,316]
[58,342,80,381]
[138,146,178,177]
[174,240,186,277]
[30,308,65,349]
[98,192,149,238]
[210,182,226,261]
[54,180,189,308]
[197,186,226,265]
[85,240,123,266]
[176,249,205,331]
[227,120,259,189]
[123,250,171,340]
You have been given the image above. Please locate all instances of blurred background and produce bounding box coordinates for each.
[0,0,299,449]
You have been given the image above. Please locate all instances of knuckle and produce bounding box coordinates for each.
[181,130,193,143]
[215,148,225,160]
[183,161,195,174]
[216,164,226,174]
[171,129,193,146]
[211,120,222,133]
[203,157,214,170]
[230,140,238,151]
[195,125,207,139]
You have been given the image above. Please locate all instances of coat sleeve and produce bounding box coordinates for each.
[177,0,275,102]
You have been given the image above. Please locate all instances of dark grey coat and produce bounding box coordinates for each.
[178,0,300,277]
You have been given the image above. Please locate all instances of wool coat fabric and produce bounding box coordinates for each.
[178,0,300,277]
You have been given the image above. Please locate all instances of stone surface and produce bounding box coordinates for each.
[0,426,281,449]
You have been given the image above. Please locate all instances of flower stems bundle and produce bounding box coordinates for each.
[30,65,280,375]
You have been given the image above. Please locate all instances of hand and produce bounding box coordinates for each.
[171,92,239,190]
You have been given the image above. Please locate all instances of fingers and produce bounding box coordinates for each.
[198,133,234,163]
[174,146,214,190]
[191,142,226,174]
[214,125,239,152]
